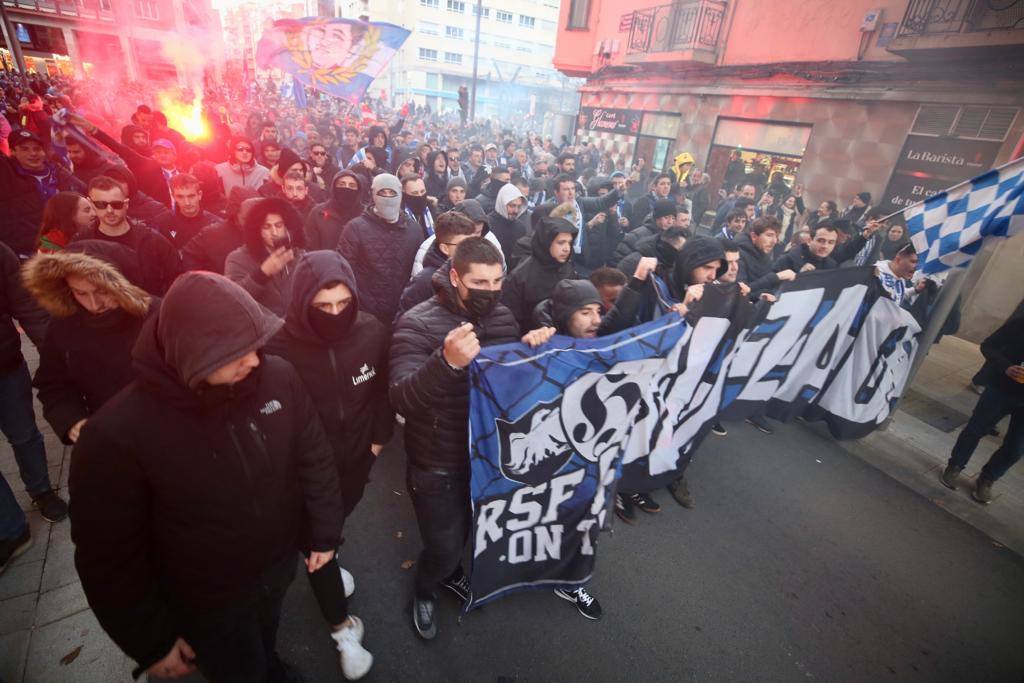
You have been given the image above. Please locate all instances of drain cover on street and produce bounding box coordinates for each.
[901,389,971,433]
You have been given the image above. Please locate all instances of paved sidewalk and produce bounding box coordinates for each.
[0,344,136,683]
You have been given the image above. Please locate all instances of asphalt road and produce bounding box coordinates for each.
[276,419,1024,682]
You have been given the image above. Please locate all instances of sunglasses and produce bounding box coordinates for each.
[93,200,127,210]
[311,151,327,156]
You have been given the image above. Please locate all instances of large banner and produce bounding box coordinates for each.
[256,18,410,102]
[467,268,918,609]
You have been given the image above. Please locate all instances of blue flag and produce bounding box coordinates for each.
[257,18,410,102]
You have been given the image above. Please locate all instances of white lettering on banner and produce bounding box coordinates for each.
[474,468,584,560]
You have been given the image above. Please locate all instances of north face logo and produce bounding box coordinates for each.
[260,400,283,415]
[352,364,376,386]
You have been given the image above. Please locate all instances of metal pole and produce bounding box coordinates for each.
[469,0,482,122]
[0,2,27,73]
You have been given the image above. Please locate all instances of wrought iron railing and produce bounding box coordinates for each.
[627,0,727,56]
[898,0,1024,37]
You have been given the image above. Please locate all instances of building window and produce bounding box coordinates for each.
[516,45,530,53]
[99,0,113,10]
[419,48,438,61]
[472,5,490,18]
[566,0,590,29]
[135,0,158,19]
[495,40,511,49]
[444,52,463,64]
[447,0,465,13]
[519,14,535,29]
[419,22,440,35]
[496,10,512,24]
[445,26,464,39]
[420,0,439,7]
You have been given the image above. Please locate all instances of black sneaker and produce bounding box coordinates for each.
[746,416,774,434]
[554,586,603,620]
[0,528,32,574]
[31,489,68,523]
[614,494,636,524]
[710,421,727,436]
[412,595,437,640]
[940,465,962,491]
[629,492,661,514]
[442,571,472,604]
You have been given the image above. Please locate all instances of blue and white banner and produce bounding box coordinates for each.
[467,268,919,609]
[906,157,1024,275]
[257,18,410,102]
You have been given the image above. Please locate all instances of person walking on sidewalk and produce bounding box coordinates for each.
[70,272,346,681]
[0,242,67,574]
[942,312,1024,504]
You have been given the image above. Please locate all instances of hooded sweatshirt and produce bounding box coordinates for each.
[23,240,155,443]
[424,150,450,199]
[70,271,342,674]
[501,216,579,333]
[488,184,530,259]
[670,236,728,302]
[264,252,394,514]
[223,197,306,316]
[303,169,367,251]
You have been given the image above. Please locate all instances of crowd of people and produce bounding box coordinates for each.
[2,70,1013,683]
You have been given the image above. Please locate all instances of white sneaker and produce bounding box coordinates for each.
[331,616,373,680]
[339,565,355,598]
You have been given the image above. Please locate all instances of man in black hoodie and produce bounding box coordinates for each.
[70,272,343,681]
[942,313,1024,504]
[304,170,366,251]
[390,237,521,640]
[265,251,387,678]
[501,216,579,333]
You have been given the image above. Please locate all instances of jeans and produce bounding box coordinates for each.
[176,553,295,683]
[0,362,51,540]
[949,383,1024,482]
[406,464,470,599]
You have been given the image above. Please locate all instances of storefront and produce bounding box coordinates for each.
[704,117,812,198]
[574,106,642,167]
[634,111,681,174]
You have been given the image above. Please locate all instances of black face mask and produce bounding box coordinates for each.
[403,193,428,213]
[489,179,507,193]
[461,287,500,321]
[333,186,359,208]
[308,304,357,342]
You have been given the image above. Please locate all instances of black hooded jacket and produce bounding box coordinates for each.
[531,278,642,338]
[224,197,306,316]
[670,236,728,302]
[25,241,156,444]
[390,262,519,471]
[424,150,450,199]
[70,272,342,675]
[69,220,181,297]
[265,251,394,513]
[735,233,782,296]
[337,206,423,325]
[501,217,579,332]
[303,170,366,251]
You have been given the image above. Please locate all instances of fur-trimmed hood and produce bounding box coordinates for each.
[22,241,151,318]
[241,196,305,258]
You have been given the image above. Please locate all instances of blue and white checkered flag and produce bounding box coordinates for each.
[905,157,1024,275]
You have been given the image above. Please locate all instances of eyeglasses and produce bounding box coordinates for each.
[92,200,127,210]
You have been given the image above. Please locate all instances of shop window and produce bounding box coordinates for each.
[640,112,681,139]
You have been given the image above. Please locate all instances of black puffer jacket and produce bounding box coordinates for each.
[265,251,394,513]
[390,262,519,472]
[23,241,155,444]
[337,206,422,325]
[501,217,579,333]
[771,243,839,273]
[303,170,366,251]
[735,233,781,296]
[224,197,306,317]
[0,242,48,375]
[70,272,341,675]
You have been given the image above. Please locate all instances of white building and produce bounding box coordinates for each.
[340,0,576,119]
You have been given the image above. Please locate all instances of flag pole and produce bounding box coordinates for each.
[878,155,1024,224]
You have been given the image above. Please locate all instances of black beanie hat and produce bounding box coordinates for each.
[653,199,678,220]
[276,147,302,174]
[551,280,603,333]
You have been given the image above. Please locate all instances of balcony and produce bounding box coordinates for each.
[2,0,116,22]
[625,0,726,66]
[887,0,1024,58]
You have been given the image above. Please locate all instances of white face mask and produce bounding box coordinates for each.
[374,192,402,223]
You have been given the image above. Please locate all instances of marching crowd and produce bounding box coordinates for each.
[0,71,1000,682]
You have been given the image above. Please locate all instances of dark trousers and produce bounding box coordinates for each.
[0,362,51,540]
[178,554,295,683]
[949,383,1024,482]
[305,552,348,626]
[406,464,470,599]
